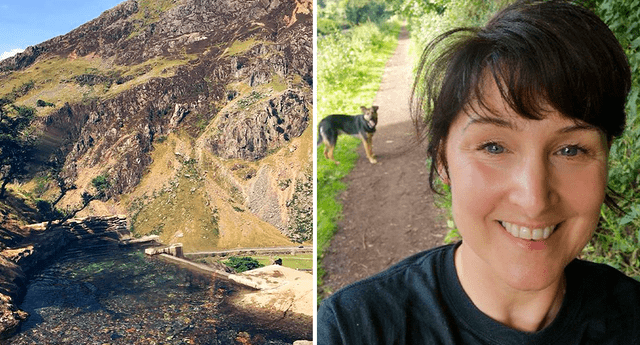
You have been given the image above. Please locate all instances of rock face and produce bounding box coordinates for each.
[209,90,310,161]
[0,0,313,245]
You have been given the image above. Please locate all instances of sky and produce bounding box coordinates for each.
[0,0,126,60]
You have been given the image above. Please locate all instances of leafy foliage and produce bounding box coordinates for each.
[344,0,390,25]
[223,256,264,273]
[36,99,56,107]
[35,199,64,221]
[91,174,111,195]
[318,0,394,34]
[580,0,640,279]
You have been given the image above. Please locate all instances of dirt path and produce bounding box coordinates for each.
[320,27,449,297]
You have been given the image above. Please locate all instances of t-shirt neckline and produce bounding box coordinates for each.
[439,241,583,344]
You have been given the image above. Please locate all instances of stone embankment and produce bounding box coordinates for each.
[147,244,313,342]
[0,215,150,339]
[149,245,313,315]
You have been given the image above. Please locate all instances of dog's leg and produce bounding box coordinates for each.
[362,133,377,164]
[326,144,339,164]
[367,132,376,160]
[322,138,340,164]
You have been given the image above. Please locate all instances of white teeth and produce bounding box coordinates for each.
[500,221,556,241]
[531,229,543,240]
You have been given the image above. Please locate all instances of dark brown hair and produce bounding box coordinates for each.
[411,0,631,209]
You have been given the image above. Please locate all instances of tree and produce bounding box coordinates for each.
[344,0,390,25]
[0,100,36,198]
[38,172,110,230]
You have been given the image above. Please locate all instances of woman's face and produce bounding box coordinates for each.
[445,80,609,291]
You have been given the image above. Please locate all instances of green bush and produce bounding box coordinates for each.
[36,99,55,107]
[91,174,111,197]
[318,17,341,35]
[319,0,393,33]
[224,256,264,273]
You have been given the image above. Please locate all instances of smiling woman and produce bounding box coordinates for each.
[317,0,640,344]
[446,80,610,331]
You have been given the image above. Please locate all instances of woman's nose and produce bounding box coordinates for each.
[508,156,558,218]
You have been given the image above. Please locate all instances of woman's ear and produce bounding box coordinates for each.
[436,148,450,185]
[437,163,450,185]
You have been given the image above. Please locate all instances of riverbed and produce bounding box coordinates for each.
[4,240,306,344]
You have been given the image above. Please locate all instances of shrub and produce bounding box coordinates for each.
[224,256,264,273]
[36,99,55,107]
[318,17,340,35]
[91,174,111,194]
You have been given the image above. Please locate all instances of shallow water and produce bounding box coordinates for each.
[6,241,300,344]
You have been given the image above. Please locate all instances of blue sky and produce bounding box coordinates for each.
[0,0,125,60]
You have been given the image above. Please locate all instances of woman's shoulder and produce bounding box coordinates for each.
[569,259,640,301]
[320,244,455,308]
[565,258,640,340]
[569,259,640,291]
[317,244,458,344]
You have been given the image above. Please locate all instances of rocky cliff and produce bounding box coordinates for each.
[0,0,313,250]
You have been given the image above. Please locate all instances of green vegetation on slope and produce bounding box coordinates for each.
[129,158,220,251]
[0,55,195,114]
[128,0,179,39]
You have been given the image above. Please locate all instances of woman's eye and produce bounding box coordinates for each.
[481,142,505,154]
[558,145,584,157]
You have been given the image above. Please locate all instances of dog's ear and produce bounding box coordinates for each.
[360,106,368,113]
[372,105,379,112]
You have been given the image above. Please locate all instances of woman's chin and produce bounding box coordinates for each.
[498,261,564,292]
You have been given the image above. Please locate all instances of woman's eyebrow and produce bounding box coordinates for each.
[463,116,516,132]
[463,117,600,134]
[557,123,599,134]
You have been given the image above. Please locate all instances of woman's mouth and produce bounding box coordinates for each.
[499,221,557,241]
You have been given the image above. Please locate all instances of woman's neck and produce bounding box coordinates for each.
[454,244,566,332]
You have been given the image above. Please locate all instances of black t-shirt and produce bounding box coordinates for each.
[318,243,640,344]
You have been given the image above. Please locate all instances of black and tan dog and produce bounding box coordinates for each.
[317,105,379,164]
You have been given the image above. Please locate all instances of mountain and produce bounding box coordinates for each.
[0,0,313,251]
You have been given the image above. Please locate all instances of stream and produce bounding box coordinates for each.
[4,240,301,344]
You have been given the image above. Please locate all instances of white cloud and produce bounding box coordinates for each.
[0,48,25,61]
